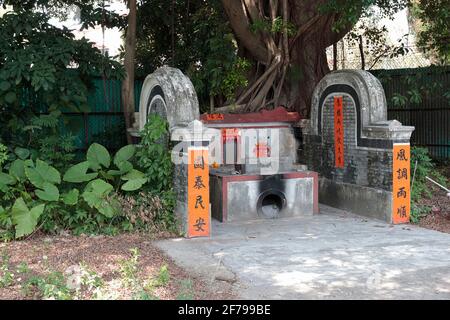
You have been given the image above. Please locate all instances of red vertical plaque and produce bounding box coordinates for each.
[334,96,344,168]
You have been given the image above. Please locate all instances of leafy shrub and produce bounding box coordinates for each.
[136,114,173,193]
[1,115,179,240]
[0,7,123,169]
[221,57,251,101]
[0,130,181,240]
[1,112,78,175]
[410,147,447,223]
[0,142,149,239]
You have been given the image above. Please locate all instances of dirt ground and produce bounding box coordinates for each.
[417,164,450,234]
[0,233,234,300]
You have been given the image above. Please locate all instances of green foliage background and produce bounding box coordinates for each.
[134,0,250,111]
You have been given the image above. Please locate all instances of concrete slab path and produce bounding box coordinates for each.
[155,205,450,299]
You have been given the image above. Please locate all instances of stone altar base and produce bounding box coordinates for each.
[210,170,319,222]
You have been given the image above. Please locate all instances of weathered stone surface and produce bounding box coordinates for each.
[138,67,199,131]
[310,70,387,137]
[138,67,201,235]
[302,70,415,222]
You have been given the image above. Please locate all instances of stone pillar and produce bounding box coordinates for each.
[138,67,215,236]
[302,70,415,223]
[171,120,219,237]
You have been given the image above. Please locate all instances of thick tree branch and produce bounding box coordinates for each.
[222,0,362,115]
[236,54,282,105]
[274,0,289,106]
[221,0,269,64]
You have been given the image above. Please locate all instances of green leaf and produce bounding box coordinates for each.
[14,147,30,160]
[121,178,147,191]
[24,159,34,167]
[5,91,16,104]
[0,183,7,193]
[82,179,116,218]
[85,179,113,196]
[0,172,16,186]
[114,145,135,167]
[107,170,122,176]
[96,170,111,180]
[9,159,25,180]
[11,198,45,238]
[121,169,145,181]
[0,81,10,91]
[107,161,133,176]
[119,169,147,191]
[25,159,61,189]
[117,160,133,173]
[35,182,59,202]
[62,189,79,206]
[63,161,98,183]
[87,143,111,170]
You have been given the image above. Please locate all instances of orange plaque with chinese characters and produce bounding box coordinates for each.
[206,113,225,121]
[253,142,270,158]
[221,128,240,142]
[392,144,411,224]
[334,96,344,168]
[187,147,210,238]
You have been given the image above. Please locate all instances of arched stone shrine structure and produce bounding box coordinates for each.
[301,70,415,223]
[138,67,415,237]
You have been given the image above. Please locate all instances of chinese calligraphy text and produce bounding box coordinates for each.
[334,96,344,168]
[392,144,411,224]
[188,147,210,237]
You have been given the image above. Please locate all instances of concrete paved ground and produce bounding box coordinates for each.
[155,205,450,299]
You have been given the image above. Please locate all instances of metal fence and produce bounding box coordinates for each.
[371,66,450,159]
[29,77,144,152]
[327,44,432,70]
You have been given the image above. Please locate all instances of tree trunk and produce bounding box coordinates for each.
[220,0,359,116]
[288,40,330,117]
[121,0,137,144]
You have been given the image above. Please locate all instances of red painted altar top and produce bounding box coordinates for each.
[200,106,301,124]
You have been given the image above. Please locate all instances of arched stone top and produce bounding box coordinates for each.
[139,67,200,132]
[310,70,387,136]
[307,69,414,144]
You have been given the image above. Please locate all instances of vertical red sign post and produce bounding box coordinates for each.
[187,147,210,238]
[392,144,411,224]
[334,96,345,168]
